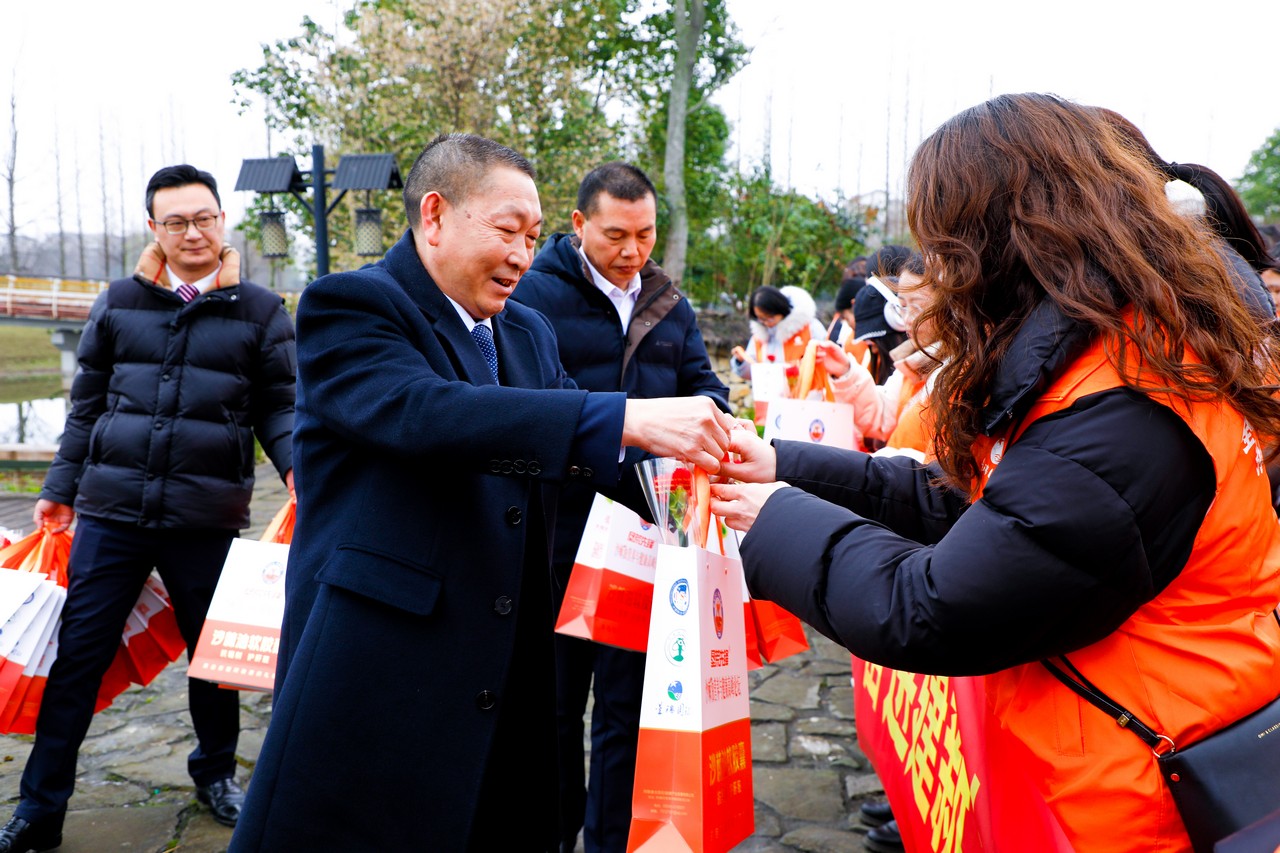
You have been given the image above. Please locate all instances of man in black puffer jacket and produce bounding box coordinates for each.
[514,161,729,853]
[0,165,294,853]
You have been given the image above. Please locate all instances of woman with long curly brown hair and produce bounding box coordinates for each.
[711,93,1280,851]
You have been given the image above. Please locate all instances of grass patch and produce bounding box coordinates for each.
[0,328,59,375]
[0,375,62,404]
[0,470,47,494]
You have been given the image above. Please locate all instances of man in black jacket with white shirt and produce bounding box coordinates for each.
[0,164,295,853]
[514,161,729,853]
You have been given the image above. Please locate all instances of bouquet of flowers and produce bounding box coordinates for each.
[636,457,710,548]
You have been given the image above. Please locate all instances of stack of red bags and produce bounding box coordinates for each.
[0,526,188,733]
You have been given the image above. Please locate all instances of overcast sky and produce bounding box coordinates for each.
[3,0,1277,248]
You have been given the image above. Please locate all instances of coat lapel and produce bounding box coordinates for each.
[492,310,540,390]
[384,230,496,386]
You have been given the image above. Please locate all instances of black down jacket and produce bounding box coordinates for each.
[41,275,296,530]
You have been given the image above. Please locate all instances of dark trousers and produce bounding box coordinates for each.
[555,632,646,853]
[16,515,239,822]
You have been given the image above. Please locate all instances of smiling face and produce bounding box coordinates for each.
[418,166,542,320]
[147,183,225,282]
[572,191,657,288]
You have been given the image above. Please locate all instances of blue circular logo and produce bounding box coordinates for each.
[667,680,683,701]
[669,579,690,615]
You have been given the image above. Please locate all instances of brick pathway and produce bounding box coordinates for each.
[0,468,885,852]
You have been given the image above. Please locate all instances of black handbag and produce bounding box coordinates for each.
[1042,656,1280,853]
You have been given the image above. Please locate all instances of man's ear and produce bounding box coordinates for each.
[419,192,446,246]
[571,209,586,239]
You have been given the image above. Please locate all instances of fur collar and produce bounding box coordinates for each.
[133,242,241,290]
[749,285,818,344]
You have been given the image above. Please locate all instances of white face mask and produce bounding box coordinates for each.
[866,276,908,333]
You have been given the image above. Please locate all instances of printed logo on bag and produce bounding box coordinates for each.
[808,418,825,443]
[666,680,683,701]
[639,520,652,531]
[261,561,285,585]
[669,578,690,615]
[665,630,688,664]
[712,588,725,638]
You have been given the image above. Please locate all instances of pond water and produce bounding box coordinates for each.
[0,377,67,446]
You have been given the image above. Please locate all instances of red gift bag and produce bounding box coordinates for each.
[260,497,295,545]
[0,528,72,732]
[555,495,661,652]
[716,524,808,666]
[188,538,290,691]
[627,543,754,853]
[95,574,187,710]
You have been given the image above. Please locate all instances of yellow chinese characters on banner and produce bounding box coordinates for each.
[863,663,979,853]
[854,657,1071,853]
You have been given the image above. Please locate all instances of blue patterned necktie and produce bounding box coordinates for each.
[470,323,500,384]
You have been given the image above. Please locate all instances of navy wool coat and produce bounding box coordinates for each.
[231,231,627,851]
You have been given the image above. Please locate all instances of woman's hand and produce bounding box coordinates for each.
[710,481,790,533]
[815,340,850,378]
[719,422,777,483]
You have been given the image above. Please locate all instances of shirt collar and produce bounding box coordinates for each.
[167,262,221,295]
[578,245,641,301]
[442,293,494,334]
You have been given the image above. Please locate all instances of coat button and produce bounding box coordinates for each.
[162,373,171,381]
[500,460,513,474]
[513,460,526,474]
[154,422,163,430]
[528,461,541,475]
[568,465,580,477]
[476,690,497,710]
[489,459,502,473]
[494,596,513,615]
[581,467,593,479]
[506,507,522,526]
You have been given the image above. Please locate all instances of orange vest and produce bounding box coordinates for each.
[883,377,930,456]
[970,336,1280,852]
[753,325,813,365]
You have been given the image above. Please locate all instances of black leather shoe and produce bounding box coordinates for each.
[859,799,895,827]
[0,815,63,853]
[865,819,904,853]
[196,777,245,828]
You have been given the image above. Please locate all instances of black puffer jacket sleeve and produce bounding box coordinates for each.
[250,300,297,479]
[41,292,112,505]
[741,388,1215,676]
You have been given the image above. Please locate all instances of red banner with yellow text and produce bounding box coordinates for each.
[852,656,1072,852]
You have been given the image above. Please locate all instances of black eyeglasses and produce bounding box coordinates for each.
[157,215,219,235]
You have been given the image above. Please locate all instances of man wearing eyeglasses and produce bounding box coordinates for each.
[0,165,296,853]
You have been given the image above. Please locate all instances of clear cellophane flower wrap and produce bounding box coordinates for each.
[636,457,711,549]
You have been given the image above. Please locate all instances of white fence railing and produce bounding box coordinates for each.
[1,276,108,322]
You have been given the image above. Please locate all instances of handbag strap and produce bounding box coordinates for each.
[1041,656,1176,756]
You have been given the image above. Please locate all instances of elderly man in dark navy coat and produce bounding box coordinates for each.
[230,134,734,852]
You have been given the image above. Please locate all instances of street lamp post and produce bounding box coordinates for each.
[236,145,402,279]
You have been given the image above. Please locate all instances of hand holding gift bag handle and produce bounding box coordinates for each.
[32,500,74,535]
[260,497,296,545]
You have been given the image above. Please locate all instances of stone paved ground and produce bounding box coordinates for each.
[0,468,885,852]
